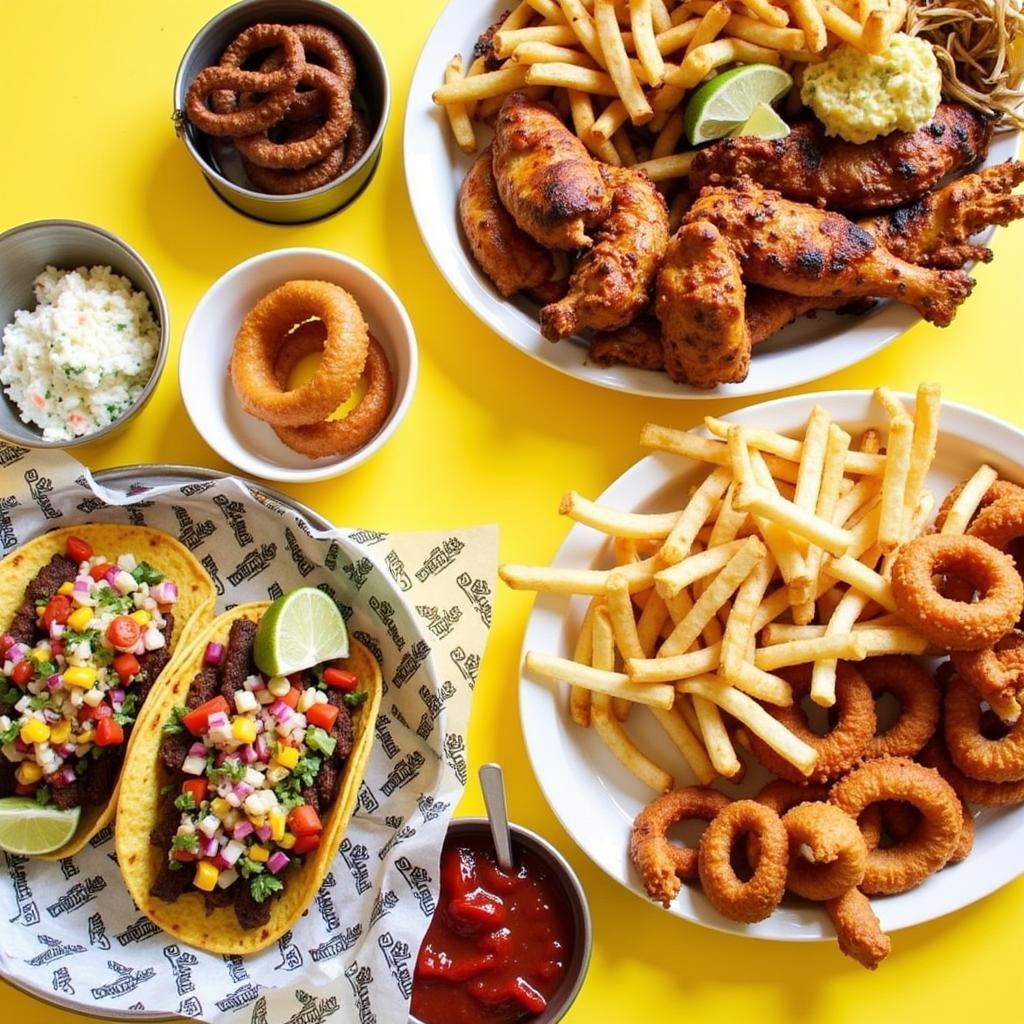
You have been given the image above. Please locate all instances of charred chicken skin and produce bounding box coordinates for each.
[492,92,611,249]
[458,145,555,297]
[540,164,669,340]
[689,103,993,214]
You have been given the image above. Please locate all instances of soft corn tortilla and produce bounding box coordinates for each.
[0,524,217,859]
[115,601,382,954]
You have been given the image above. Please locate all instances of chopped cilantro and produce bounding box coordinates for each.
[131,562,164,586]
[343,690,368,710]
[28,694,53,711]
[63,365,86,378]
[0,681,21,707]
[311,665,327,691]
[63,628,99,648]
[168,860,183,872]
[162,705,188,735]
[173,791,196,812]
[75,757,89,775]
[159,782,176,797]
[114,691,139,726]
[171,832,198,854]
[274,778,305,812]
[35,786,52,807]
[115,322,128,332]
[33,660,56,679]
[291,754,321,789]
[238,856,264,879]
[305,725,336,757]
[250,873,284,903]
[0,720,19,745]
[96,588,134,615]
[209,758,247,784]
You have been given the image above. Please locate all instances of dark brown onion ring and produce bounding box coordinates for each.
[829,757,962,895]
[944,675,1024,782]
[340,108,371,172]
[187,24,303,137]
[698,800,788,923]
[859,655,940,760]
[630,786,730,907]
[271,324,395,459]
[242,119,347,194]
[236,65,352,169]
[890,534,1024,651]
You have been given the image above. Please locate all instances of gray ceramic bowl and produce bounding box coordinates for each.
[409,818,592,1024]
[0,219,169,450]
[174,0,390,224]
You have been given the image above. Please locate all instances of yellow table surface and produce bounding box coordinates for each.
[3,2,1023,1021]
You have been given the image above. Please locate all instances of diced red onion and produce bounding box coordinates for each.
[47,675,63,691]
[221,839,245,866]
[207,711,229,730]
[269,700,292,723]
[232,820,254,840]
[13,738,29,753]
[255,823,272,842]
[253,735,269,761]
[7,643,28,664]
[151,581,178,604]
[239,744,257,765]
[42,708,61,723]
[200,836,219,858]
[203,642,224,667]
[233,781,254,800]
[0,635,14,653]
[266,851,290,875]
[243,675,266,692]
[49,622,65,640]
[110,688,126,707]
[215,750,229,767]
[53,766,76,786]
[188,742,206,759]
[54,742,76,758]
[212,851,232,871]
[103,567,119,586]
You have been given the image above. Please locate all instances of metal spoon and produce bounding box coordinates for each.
[478,763,515,871]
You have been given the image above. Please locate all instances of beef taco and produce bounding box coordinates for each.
[0,525,216,857]
[116,600,382,953]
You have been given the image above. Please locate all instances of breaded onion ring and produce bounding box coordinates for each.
[242,119,347,194]
[749,779,830,865]
[340,108,371,172]
[826,888,891,970]
[236,65,351,169]
[859,656,940,760]
[922,734,1024,806]
[829,758,963,895]
[891,534,1024,651]
[230,280,368,427]
[630,786,730,907]
[951,630,1024,715]
[944,675,1024,782]
[698,800,788,923]
[186,24,303,137]
[934,478,1024,531]
[271,325,395,459]
[880,797,974,866]
[746,664,875,784]
[782,802,867,901]
[968,496,1024,575]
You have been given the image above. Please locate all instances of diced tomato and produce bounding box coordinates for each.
[172,848,198,863]
[112,653,141,684]
[11,660,34,686]
[94,719,124,747]
[182,778,208,805]
[14,782,38,796]
[182,696,230,736]
[306,703,339,731]
[50,640,63,658]
[290,833,321,855]
[41,594,72,630]
[0,635,14,654]
[80,703,113,722]
[89,562,114,581]
[66,536,93,563]
[279,686,300,709]
[287,805,323,837]
[323,667,358,691]
[106,615,142,651]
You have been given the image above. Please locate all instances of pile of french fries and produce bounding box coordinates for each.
[432,0,909,183]
[498,384,1000,792]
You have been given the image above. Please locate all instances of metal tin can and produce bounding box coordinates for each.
[173,0,390,224]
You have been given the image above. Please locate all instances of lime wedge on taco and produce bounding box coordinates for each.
[254,587,349,676]
[0,797,81,855]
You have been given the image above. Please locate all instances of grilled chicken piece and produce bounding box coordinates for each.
[686,184,973,327]
[540,164,669,339]
[655,221,750,388]
[492,92,611,249]
[590,319,664,370]
[689,103,993,213]
[458,145,555,297]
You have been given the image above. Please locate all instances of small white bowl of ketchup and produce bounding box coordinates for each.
[409,818,592,1024]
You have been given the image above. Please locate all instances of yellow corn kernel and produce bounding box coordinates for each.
[193,860,220,892]
[58,582,74,596]
[279,832,296,850]
[64,666,97,689]
[67,608,93,632]
[49,719,71,745]
[130,609,151,626]
[210,798,231,819]
[16,761,43,785]
[29,648,49,663]
[249,814,266,828]
[273,745,299,770]
[75,729,95,746]
[20,719,50,744]
[247,845,270,863]
[269,811,286,842]
[231,716,257,744]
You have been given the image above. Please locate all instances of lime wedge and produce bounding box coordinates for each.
[0,797,81,855]
[254,587,349,677]
[730,101,791,140]
[683,65,793,145]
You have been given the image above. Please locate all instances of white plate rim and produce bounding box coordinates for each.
[403,0,1020,400]
[517,389,1024,940]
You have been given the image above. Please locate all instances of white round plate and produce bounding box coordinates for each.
[404,1,1019,399]
[518,390,1024,939]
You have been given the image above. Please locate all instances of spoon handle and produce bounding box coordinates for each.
[478,763,515,872]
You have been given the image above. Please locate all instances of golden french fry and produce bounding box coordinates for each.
[707,484,749,548]
[660,466,733,564]
[724,14,807,50]
[860,0,906,53]
[526,651,675,708]
[649,704,716,784]
[559,0,608,65]
[737,0,790,28]
[611,126,639,165]
[442,55,478,153]
[629,643,722,682]
[596,0,655,123]
[607,570,645,660]
[636,591,671,655]
[651,109,686,158]
[721,553,774,679]
[901,382,941,539]
[728,661,794,706]
[528,0,569,19]
[640,423,730,465]
[655,539,749,598]
[793,406,831,521]
[940,463,999,535]
[816,0,869,47]
[559,490,680,538]
[833,476,883,529]
[499,556,658,595]
[495,25,580,57]
[810,579,873,706]
[734,485,852,556]
[630,0,667,85]
[858,428,883,454]
[875,385,907,421]
[569,598,601,726]
[433,64,531,104]
[589,98,630,140]
[825,554,899,613]
[504,0,540,30]
[526,62,619,94]
[568,88,622,163]
[512,41,600,66]
[693,694,742,778]
[680,676,818,775]
[650,0,673,32]
[685,2,732,57]
[878,415,914,553]
[754,634,868,671]
[665,37,781,91]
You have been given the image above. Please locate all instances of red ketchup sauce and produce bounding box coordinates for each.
[411,834,576,1024]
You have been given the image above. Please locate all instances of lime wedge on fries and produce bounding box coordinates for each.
[684,65,794,145]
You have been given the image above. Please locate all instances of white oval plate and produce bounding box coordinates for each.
[404,0,1019,399]
[518,390,1024,939]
